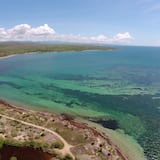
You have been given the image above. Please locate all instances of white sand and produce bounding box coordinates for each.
[0,54,15,59]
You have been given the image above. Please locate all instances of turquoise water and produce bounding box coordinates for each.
[0,46,160,159]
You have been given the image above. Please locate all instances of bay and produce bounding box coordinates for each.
[0,46,160,160]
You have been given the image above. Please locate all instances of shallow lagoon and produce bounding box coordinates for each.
[0,46,160,160]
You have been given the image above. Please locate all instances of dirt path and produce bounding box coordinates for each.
[0,113,74,159]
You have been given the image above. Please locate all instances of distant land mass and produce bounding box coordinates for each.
[0,42,115,57]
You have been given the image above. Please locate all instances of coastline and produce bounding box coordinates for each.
[0,99,144,160]
[0,54,16,59]
[0,99,130,160]
[0,42,116,58]
[0,44,159,160]
[78,117,146,160]
[0,45,146,159]
[0,49,114,60]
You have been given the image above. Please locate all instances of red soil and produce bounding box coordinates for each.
[0,145,54,160]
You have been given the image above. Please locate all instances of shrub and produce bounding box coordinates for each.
[10,156,17,160]
[63,154,73,160]
[52,141,64,149]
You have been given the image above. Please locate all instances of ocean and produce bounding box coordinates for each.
[0,46,160,160]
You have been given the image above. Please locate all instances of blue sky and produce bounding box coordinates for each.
[0,0,160,46]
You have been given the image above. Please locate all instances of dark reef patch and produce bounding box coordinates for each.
[91,119,119,130]
[0,81,23,89]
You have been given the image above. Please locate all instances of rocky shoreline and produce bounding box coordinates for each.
[0,99,128,160]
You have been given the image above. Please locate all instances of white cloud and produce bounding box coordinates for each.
[0,24,56,41]
[29,24,55,35]
[0,24,133,44]
[114,32,133,42]
[8,24,31,35]
[0,28,7,39]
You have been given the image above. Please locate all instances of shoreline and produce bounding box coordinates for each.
[0,54,16,59]
[78,117,146,160]
[0,42,116,58]
[0,48,114,60]
[0,99,129,160]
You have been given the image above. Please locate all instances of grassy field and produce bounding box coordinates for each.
[0,42,115,57]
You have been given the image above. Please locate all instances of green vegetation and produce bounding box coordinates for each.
[0,140,4,149]
[9,156,17,160]
[0,42,115,57]
[52,141,64,149]
[3,138,23,147]
[50,154,73,160]
[63,154,73,160]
